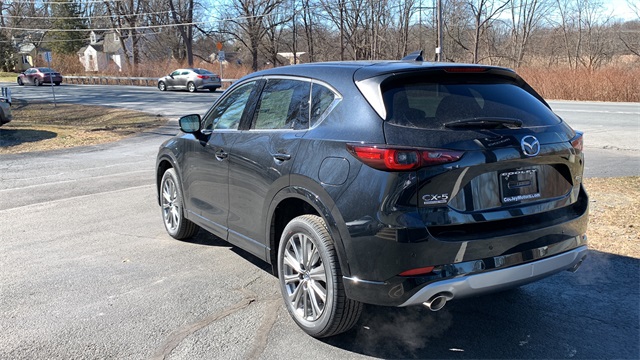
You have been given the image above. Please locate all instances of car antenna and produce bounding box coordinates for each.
[401,50,424,62]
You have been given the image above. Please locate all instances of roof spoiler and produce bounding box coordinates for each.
[402,50,424,62]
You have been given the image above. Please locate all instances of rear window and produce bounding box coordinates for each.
[194,69,214,75]
[382,78,560,129]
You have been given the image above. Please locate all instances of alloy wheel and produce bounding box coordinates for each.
[161,176,180,232]
[282,232,328,322]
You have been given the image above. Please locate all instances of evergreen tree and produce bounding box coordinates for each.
[0,31,15,72]
[48,0,88,55]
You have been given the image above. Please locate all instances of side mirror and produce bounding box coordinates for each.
[179,114,201,133]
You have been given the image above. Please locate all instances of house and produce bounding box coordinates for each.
[14,41,50,71]
[77,31,129,72]
[277,52,308,65]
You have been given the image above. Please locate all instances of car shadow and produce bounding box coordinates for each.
[179,229,273,274]
[0,128,57,147]
[323,250,639,359]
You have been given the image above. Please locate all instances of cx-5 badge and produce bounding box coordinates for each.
[521,135,540,157]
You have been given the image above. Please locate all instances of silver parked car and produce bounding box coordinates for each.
[158,68,222,93]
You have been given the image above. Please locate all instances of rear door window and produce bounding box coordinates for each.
[383,79,560,129]
[252,79,311,130]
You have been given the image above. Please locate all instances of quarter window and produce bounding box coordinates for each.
[253,79,311,130]
[310,83,337,127]
[203,81,256,131]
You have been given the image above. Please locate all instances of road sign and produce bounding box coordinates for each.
[44,51,52,63]
[218,51,225,61]
[216,42,223,51]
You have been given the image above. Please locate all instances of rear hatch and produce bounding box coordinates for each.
[356,67,585,241]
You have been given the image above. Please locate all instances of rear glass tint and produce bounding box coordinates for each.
[194,69,214,75]
[382,78,560,129]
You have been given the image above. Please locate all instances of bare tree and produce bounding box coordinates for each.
[168,0,195,66]
[508,0,552,67]
[220,0,287,71]
[467,0,510,63]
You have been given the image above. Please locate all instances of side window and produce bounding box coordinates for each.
[253,79,310,130]
[181,71,190,76]
[203,81,256,131]
[170,70,181,76]
[310,83,337,127]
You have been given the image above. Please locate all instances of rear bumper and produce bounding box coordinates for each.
[399,244,588,306]
[197,82,221,90]
[343,235,588,307]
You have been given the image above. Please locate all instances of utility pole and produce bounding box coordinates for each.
[292,0,297,64]
[340,0,344,61]
[436,0,443,61]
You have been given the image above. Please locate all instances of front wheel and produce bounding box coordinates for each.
[17,78,23,86]
[187,82,197,92]
[160,168,199,240]
[277,215,362,338]
[158,81,166,91]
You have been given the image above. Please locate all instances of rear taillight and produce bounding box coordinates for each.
[347,144,464,171]
[197,75,209,79]
[571,132,583,153]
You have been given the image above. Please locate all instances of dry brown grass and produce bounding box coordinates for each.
[584,177,640,258]
[517,66,640,102]
[0,100,166,154]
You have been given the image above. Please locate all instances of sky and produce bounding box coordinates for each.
[605,0,639,21]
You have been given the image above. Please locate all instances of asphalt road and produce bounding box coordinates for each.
[1,84,638,359]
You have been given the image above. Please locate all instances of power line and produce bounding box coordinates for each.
[2,10,174,20]
[4,0,127,4]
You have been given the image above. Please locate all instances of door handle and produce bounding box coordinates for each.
[272,153,291,162]
[215,149,228,161]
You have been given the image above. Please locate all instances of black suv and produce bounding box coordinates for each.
[156,60,588,337]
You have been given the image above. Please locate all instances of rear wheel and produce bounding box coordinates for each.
[277,215,362,338]
[160,168,199,240]
[54,82,61,86]
[33,78,41,86]
[187,82,197,92]
[158,81,166,91]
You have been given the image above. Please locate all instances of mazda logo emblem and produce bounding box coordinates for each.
[521,135,540,157]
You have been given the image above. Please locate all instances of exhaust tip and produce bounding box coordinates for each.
[423,294,449,312]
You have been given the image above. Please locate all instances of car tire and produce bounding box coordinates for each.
[158,81,166,91]
[187,82,197,93]
[34,78,41,86]
[17,78,23,86]
[208,88,217,92]
[277,215,362,338]
[160,168,199,240]
[54,82,61,86]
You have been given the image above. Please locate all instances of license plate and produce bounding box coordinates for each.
[499,169,540,203]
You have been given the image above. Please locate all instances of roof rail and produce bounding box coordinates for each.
[402,50,424,62]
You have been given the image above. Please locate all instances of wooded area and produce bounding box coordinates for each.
[0,0,638,102]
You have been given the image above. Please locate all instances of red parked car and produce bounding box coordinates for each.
[17,67,63,86]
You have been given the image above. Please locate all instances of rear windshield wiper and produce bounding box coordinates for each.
[444,117,523,129]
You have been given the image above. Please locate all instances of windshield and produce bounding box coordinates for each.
[382,79,560,129]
